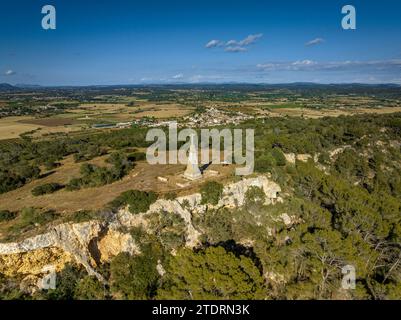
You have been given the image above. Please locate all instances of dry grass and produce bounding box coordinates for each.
[0,152,235,214]
[257,106,401,119]
[0,101,194,140]
[0,116,43,139]
[130,104,194,118]
[74,102,194,121]
[18,117,79,127]
[0,116,84,140]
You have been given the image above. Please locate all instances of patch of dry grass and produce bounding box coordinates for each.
[0,152,235,214]
[257,106,401,119]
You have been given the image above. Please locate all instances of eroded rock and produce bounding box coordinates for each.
[98,228,140,262]
[0,175,283,286]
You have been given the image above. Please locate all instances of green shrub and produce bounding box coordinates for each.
[271,148,286,166]
[254,153,275,173]
[201,208,233,243]
[74,276,106,300]
[245,186,266,207]
[44,161,61,170]
[0,273,26,300]
[110,251,159,299]
[0,165,40,195]
[318,151,331,165]
[157,246,265,299]
[66,157,134,191]
[65,178,82,191]
[6,208,60,237]
[14,165,41,181]
[0,171,25,194]
[73,145,106,163]
[42,264,85,300]
[19,207,59,228]
[0,210,17,222]
[31,183,63,196]
[127,152,146,162]
[164,192,177,200]
[106,152,125,165]
[109,190,158,214]
[66,210,98,223]
[147,211,186,250]
[200,181,224,205]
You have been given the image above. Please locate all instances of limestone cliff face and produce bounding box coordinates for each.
[218,175,281,208]
[115,175,282,248]
[0,247,72,277]
[97,227,140,263]
[0,221,106,281]
[0,175,282,282]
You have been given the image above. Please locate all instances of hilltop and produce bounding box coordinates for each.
[0,83,15,91]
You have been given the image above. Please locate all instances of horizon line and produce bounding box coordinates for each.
[2,81,401,88]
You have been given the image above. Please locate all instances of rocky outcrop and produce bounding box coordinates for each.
[0,175,282,283]
[296,154,313,162]
[284,152,314,164]
[329,145,352,160]
[218,175,281,208]
[0,247,72,277]
[98,227,140,262]
[116,175,282,247]
[0,221,106,282]
[284,153,296,164]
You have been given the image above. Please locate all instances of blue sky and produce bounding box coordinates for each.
[1,0,401,85]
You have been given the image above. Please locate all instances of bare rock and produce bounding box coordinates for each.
[284,153,296,164]
[98,228,139,262]
[0,175,283,282]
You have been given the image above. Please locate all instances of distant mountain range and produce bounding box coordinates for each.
[15,84,43,89]
[0,83,43,91]
[0,82,400,92]
[0,83,16,91]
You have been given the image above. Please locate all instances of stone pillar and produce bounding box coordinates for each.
[184,134,202,180]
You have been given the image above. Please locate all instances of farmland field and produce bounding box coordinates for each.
[0,116,84,140]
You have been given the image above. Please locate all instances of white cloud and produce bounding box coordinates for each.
[256,63,278,70]
[225,34,263,46]
[205,40,221,48]
[305,38,324,46]
[205,33,263,53]
[225,46,247,53]
[289,60,318,70]
[256,59,401,72]
[238,33,263,46]
[187,74,226,83]
[4,70,16,76]
[292,60,316,66]
[226,40,237,46]
[172,73,184,79]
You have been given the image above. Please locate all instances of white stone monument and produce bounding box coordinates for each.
[183,134,202,180]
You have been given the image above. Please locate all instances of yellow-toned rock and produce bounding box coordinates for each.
[98,229,139,262]
[0,247,72,277]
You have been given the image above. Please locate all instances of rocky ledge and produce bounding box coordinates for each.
[0,175,282,282]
